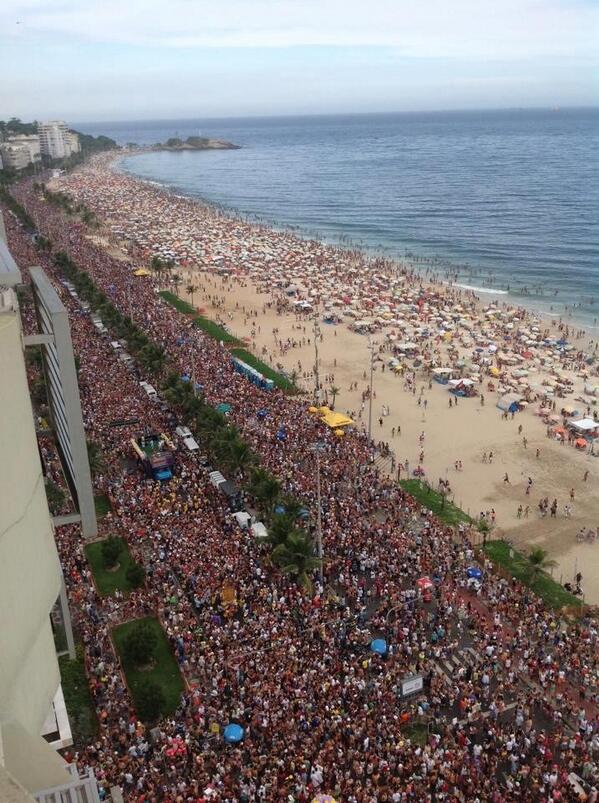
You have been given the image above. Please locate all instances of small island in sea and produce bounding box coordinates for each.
[152,136,240,151]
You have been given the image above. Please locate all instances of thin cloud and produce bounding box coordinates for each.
[2,0,598,59]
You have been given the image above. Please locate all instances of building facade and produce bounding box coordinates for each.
[38,122,76,160]
[0,216,99,801]
[0,143,32,171]
[6,135,41,164]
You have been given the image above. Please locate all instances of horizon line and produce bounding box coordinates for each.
[69,104,599,127]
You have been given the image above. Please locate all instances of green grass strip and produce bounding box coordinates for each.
[84,537,136,596]
[59,645,98,743]
[94,493,111,518]
[112,617,184,716]
[159,290,240,344]
[483,540,580,610]
[399,479,472,526]
[231,348,295,391]
[160,290,295,390]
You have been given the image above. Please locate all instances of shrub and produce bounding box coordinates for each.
[101,536,122,569]
[123,621,158,668]
[135,679,165,722]
[126,562,146,588]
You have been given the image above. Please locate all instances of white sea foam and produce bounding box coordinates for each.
[449,282,509,295]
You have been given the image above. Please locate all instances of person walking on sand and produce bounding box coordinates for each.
[570,488,575,501]
[489,451,494,464]
[584,470,589,482]
[504,472,510,484]
[517,505,523,519]
[482,452,488,463]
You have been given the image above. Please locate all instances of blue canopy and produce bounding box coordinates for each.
[467,567,483,580]
[274,504,286,515]
[257,409,268,419]
[180,374,190,382]
[370,638,388,655]
[216,403,232,414]
[223,723,244,743]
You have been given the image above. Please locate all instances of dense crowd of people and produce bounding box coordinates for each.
[2,175,598,802]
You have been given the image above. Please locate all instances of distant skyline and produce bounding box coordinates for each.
[1,0,598,122]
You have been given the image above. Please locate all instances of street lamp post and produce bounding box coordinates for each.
[316,445,323,586]
[368,338,375,441]
[313,314,321,404]
[310,442,325,587]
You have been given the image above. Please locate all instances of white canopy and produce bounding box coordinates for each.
[571,418,598,431]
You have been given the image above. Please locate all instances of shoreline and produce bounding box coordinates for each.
[114,150,599,333]
[53,155,599,603]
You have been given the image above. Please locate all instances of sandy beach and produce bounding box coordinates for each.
[176,271,599,602]
[53,157,599,603]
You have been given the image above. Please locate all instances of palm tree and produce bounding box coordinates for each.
[86,440,105,477]
[248,468,281,519]
[272,531,321,591]
[329,385,340,409]
[150,256,165,287]
[171,273,183,294]
[526,547,557,585]
[222,438,256,478]
[186,283,198,308]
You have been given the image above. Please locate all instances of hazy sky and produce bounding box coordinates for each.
[1,0,598,122]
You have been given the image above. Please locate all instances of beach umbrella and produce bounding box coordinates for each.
[223,724,244,743]
[467,567,483,580]
[312,797,338,803]
[370,638,388,656]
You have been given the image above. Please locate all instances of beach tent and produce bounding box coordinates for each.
[497,393,522,413]
[319,409,354,429]
[133,268,151,276]
[571,418,597,432]
[251,521,268,539]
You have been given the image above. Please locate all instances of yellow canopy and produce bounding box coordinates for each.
[334,428,345,436]
[308,406,318,413]
[489,366,500,377]
[322,410,354,429]
[134,268,151,277]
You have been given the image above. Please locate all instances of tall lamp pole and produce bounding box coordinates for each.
[316,446,323,586]
[311,442,325,587]
[368,338,375,441]
[313,314,321,404]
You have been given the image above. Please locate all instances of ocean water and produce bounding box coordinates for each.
[75,109,599,324]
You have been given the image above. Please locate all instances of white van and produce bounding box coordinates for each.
[140,381,157,400]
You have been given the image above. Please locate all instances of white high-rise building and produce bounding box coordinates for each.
[38,121,71,160]
[0,216,100,802]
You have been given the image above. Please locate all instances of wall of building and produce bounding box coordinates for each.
[0,304,62,735]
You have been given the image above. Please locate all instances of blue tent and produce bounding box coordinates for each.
[216,403,232,414]
[467,566,482,580]
[370,638,388,656]
[223,723,244,743]
[274,504,286,515]
[180,374,190,382]
[257,409,268,419]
